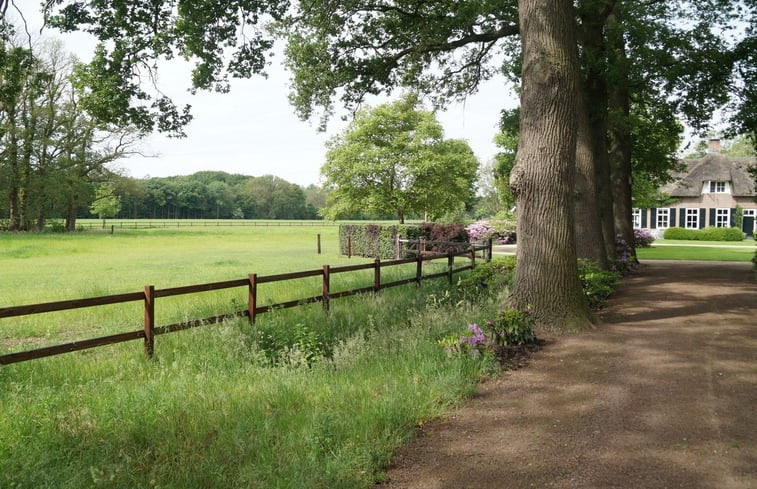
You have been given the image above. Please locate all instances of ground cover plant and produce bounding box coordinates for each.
[1,224,501,488]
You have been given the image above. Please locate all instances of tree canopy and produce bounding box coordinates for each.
[320,95,478,223]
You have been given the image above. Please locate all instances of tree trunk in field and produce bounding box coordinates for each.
[509,0,592,330]
[573,84,609,268]
[607,7,636,258]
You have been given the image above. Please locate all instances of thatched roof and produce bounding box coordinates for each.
[661,153,756,197]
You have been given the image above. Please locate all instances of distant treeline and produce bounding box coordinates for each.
[110,171,328,220]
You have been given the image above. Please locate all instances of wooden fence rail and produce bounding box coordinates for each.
[0,246,489,366]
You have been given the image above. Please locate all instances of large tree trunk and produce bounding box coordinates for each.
[509,0,592,330]
[573,83,609,268]
[579,0,616,264]
[607,6,636,258]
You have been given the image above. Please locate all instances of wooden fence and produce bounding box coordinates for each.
[0,245,489,366]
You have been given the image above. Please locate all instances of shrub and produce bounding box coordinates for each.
[457,256,516,297]
[578,259,621,309]
[421,223,470,253]
[663,227,698,240]
[485,307,535,346]
[465,220,495,241]
[633,228,655,248]
[699,226,745,241]
[663,226,745,242]
[613,234,637,274]
[339,223,420,259]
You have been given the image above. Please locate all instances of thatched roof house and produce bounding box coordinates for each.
[635,139,757,236]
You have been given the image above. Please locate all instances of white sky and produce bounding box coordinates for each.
[16,9,518,187]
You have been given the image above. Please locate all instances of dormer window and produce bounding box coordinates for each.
[703,181,729,194]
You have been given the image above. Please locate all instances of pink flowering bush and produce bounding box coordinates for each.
[633,228,655,248]
[465,220,495,241]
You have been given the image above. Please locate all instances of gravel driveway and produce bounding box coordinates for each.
[379,260,757,488]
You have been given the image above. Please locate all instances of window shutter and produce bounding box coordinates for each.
[650,208,657,229]
[641,209,647,228]
[679,208,686,226]
[731,208,736,227]
[699,208,706,229]
[669,209,676,227]
[709,208,716,227]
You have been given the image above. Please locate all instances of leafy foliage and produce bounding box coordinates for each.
[485,307,535,347]
[457,256,516,298]
[664,226,746,241]
[320,95,479,223]
[578,259,622,310]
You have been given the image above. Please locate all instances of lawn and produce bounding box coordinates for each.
[0,224,499,488]
[636,242,755,261]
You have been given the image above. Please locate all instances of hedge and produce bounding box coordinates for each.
[663,226,745,241]
[339,223,470,259]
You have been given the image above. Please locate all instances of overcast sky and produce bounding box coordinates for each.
[17,11,518,187]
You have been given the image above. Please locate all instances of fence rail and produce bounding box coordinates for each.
[0,246,489,366]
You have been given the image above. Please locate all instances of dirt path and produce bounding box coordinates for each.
[379,260,757,488]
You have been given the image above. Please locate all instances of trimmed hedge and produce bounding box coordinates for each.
[663,226,745,241]
[339,223,470,259]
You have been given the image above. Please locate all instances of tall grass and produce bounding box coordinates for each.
[1,226,504,488]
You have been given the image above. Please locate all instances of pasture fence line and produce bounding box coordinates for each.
[74,220,339,230]
[0,245,490,366]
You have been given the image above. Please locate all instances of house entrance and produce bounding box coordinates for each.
[743,209,756,237]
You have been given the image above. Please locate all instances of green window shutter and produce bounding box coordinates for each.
[699,208,706,228]
[679,208,686,226]
[650,208,657,229]
[709,208,716,226]
[641,209,647,228]
[669,209,676,227]
[731,208,736,227]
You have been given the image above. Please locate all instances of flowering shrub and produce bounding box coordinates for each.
[438,323,487,356]
[633,228,655,248]
[466,220,517,244]
[613,234,637,274]
[465,220,495,241]
[485,307,535,346]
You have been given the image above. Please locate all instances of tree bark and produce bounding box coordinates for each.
[607,6,636,258]
[509,0,592,330]
[579,0,616,264]
[573,83,609,268]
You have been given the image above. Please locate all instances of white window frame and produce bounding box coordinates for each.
[715,208,730,228]
[656,208,670,229]
[685,208,699,229]
[744,209,756,217]
[632,208,641,229]
[703,180,730,194]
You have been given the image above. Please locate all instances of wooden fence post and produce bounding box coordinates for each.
[144,285,155,358]
[395,234,401,259]
[447,252,454,284]
[322,265,330,312]
[416,255,422,287]
[470,247,476,269]
[374,258,381,297]
[248,274,257,323]
[347,234,352,258]
[487,238,493,262]
[317,233,321,254]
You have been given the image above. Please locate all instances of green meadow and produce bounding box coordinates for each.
[636,240,755,262]
[0,224,499,488]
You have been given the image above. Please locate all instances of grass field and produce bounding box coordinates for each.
[0,224,499,488]
[636,242,755,262]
